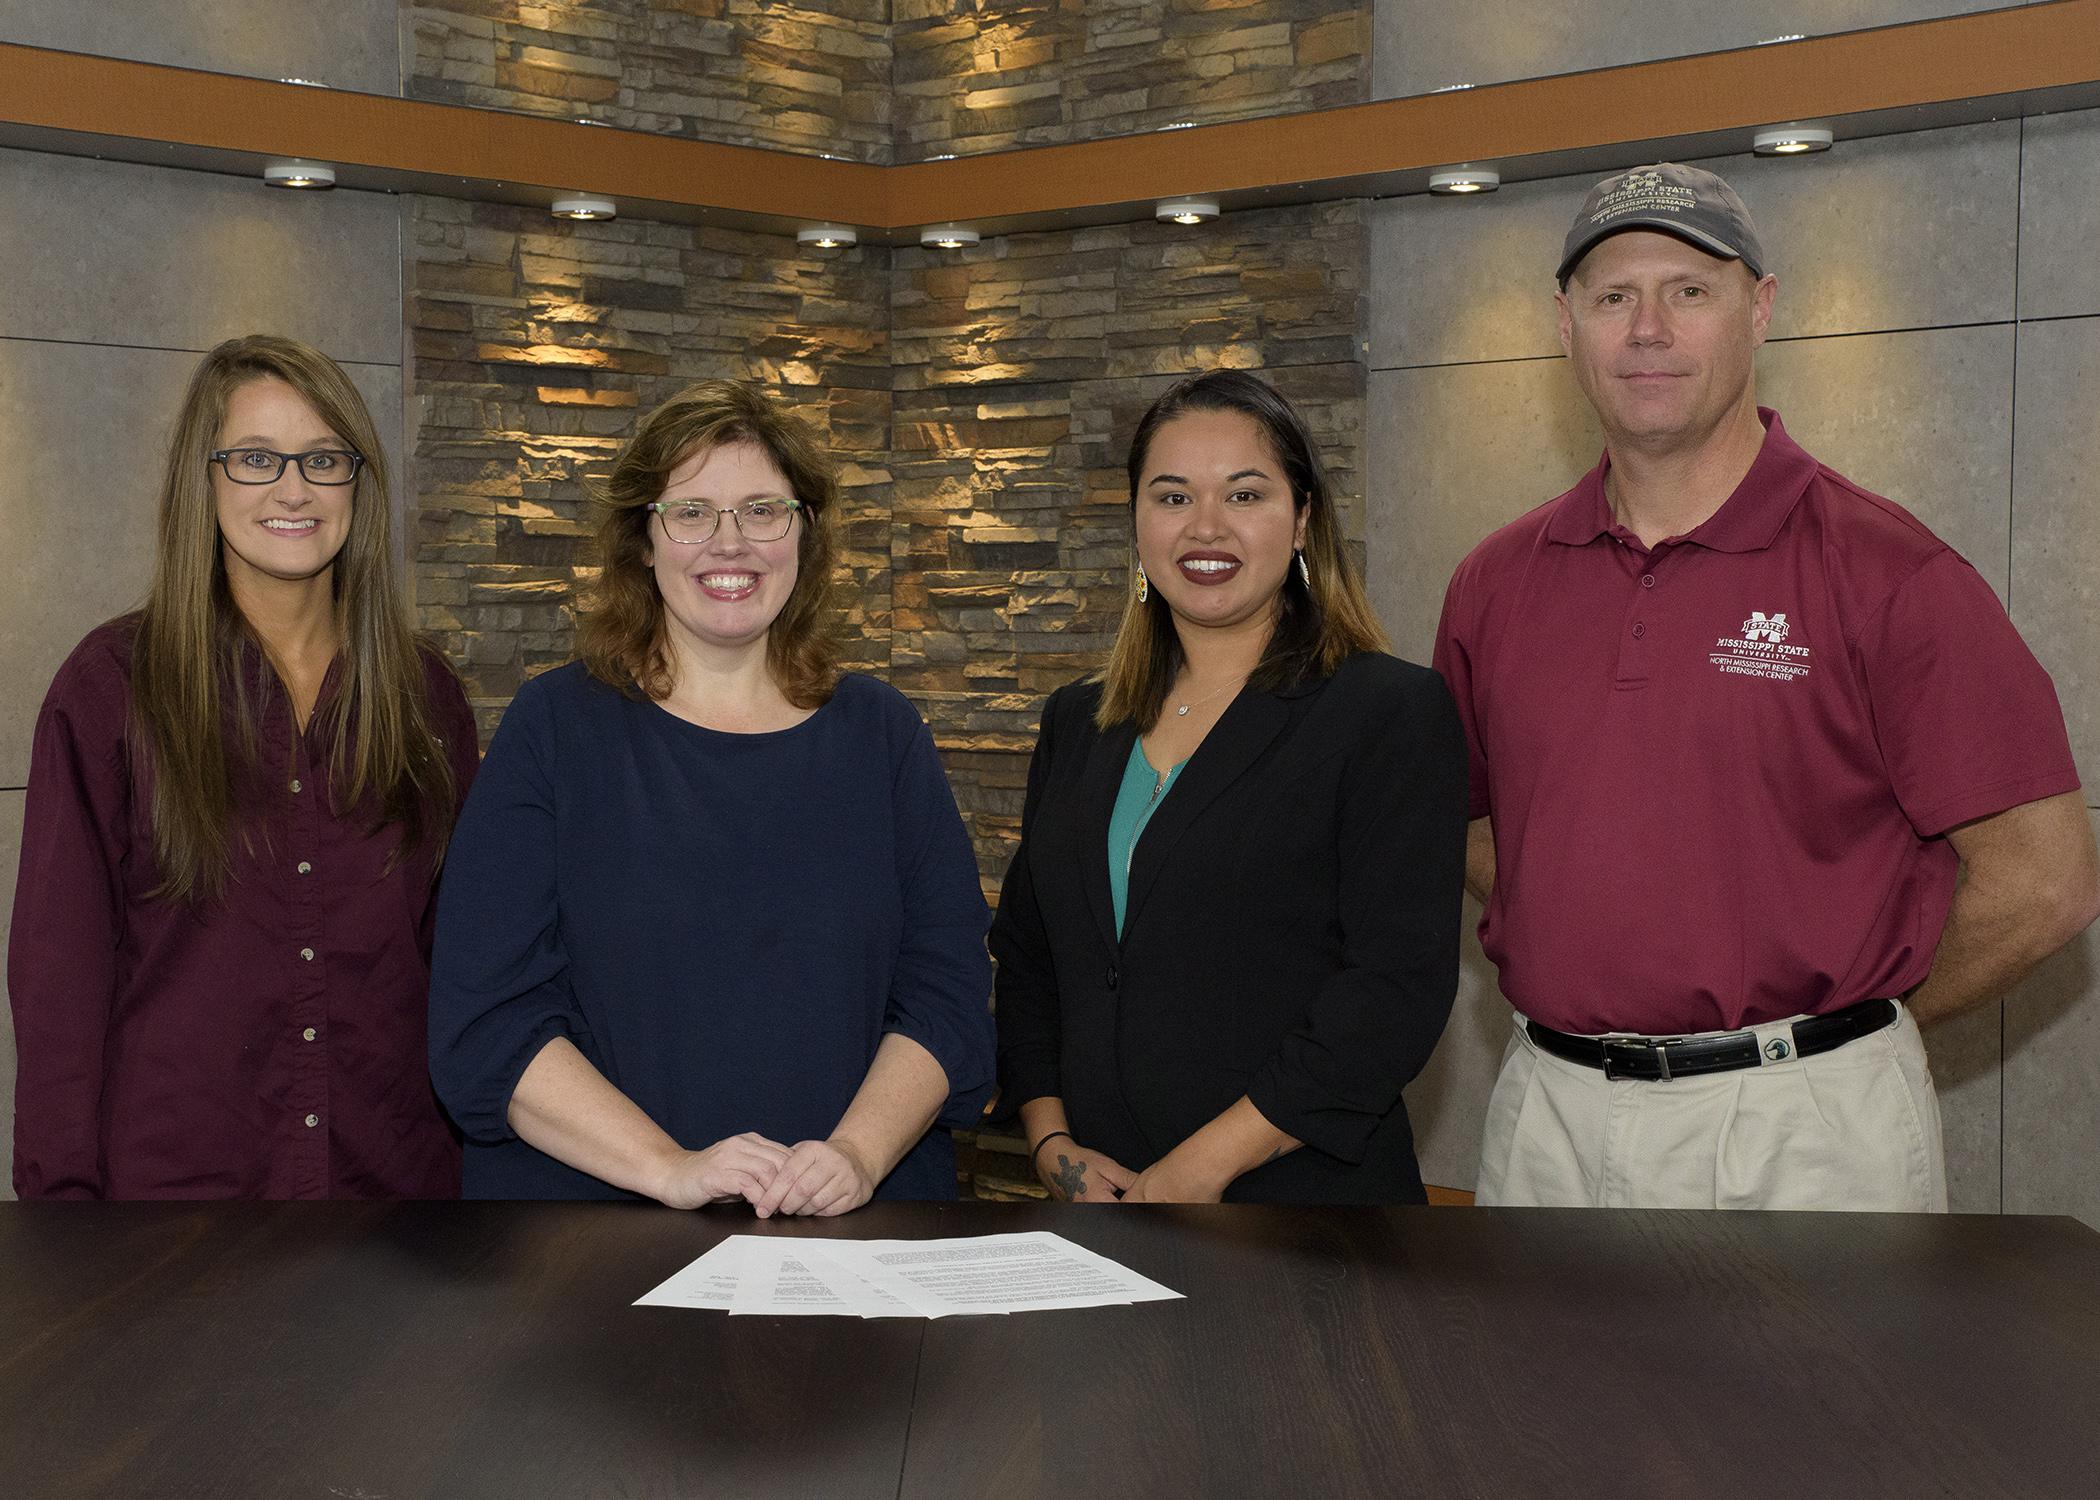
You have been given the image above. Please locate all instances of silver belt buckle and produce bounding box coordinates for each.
[1600,1032,1696,1081]
[1598,1034,1653,1081]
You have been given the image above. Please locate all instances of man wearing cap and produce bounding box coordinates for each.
[1432,162,2099,1210]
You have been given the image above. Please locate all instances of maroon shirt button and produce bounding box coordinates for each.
[1632,622,1646,639]
[1641,574,1656,588]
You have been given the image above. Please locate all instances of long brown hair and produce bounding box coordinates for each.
[132,334,459,902]
[578,380,841,707]
[1096,370,1389,729]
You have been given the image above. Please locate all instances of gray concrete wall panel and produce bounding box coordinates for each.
[2009,316,2100,804]
[1756,323,2014,601]
[0,1,401,96]
[1366,357,1599,663]
[2003,815,2100,1224]
[0,150,404,367]
[1368,179,1579,370]
[1373,1,2020,102]
[2017,110,2100,322]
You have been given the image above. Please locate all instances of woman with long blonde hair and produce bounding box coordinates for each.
[10,334,479,1199]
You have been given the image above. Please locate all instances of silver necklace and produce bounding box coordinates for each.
[1173,677,1243,718]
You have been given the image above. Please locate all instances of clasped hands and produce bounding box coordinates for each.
[652,1131,876,1217]
[1034,1138,1225,1204]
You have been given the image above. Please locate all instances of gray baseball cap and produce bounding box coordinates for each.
[1557,163,1767,285]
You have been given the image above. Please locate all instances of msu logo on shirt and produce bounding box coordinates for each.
[1711,608,1812,682]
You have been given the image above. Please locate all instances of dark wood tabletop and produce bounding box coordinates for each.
[1,1201,2095,1500]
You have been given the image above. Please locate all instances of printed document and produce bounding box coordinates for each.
[634,1231,1183,1318]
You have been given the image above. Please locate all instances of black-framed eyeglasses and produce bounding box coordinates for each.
[210,447,365,486]
[647,496,802,545]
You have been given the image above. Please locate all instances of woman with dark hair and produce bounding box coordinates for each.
[994,370,1468,1204]
[428,379,993,1210]
[10,334,479,1199]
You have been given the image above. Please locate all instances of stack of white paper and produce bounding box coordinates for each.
[634,1230,1184,1318]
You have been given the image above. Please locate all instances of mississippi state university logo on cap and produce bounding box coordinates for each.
[1710,607,1812,682]
[1589,169,1699,230]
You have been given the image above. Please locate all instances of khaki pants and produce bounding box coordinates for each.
[1476,1004,1947,1211]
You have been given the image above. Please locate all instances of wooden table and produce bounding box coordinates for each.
[2,1201,2094,1498]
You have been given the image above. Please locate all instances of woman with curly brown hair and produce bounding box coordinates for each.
[428,379,993,1211]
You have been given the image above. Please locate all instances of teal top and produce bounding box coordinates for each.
[1108,740,1188,936]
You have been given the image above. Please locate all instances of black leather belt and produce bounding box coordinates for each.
[1526,997,1898,1082]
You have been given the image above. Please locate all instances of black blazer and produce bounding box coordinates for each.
[993,652,1468,1203]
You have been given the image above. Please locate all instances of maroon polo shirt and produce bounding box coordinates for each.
[1433,409,2078,1036]
[9,618,480,1199]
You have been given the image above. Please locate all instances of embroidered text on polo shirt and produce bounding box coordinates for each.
[1711,610,1813,682]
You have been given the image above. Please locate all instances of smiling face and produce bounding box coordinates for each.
[647,438,802,668]
[1556,229,1776,456]
[211,377,356,598]
[1132,407,1308,640]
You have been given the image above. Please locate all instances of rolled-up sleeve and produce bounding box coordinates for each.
[1244,669,1469,1162]
[428,678,586,1144]
[883,712,996,1129]
[990,689,1064,1110]
[9,652,131,1199]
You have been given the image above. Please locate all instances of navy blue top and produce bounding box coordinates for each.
[428,665,995,1201]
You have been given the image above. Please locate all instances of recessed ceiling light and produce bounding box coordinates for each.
[1156,197,1220,225]
[1753,126,1834,155]
[262,160,335,190]
[1429,168,1500,196]
[919,225,980,249]
[798,224,859,249]
[551,196,617,221]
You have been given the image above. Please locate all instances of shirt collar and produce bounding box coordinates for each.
[1544,408,1818,554]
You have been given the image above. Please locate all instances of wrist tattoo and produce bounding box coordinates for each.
[1052,1153,1087,1201]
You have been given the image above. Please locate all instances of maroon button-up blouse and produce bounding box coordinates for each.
[9,618,480,1199]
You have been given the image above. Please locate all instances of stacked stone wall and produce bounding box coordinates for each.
[405,2,1369,164]
[407,2,895,162]
[893,1,1367,161]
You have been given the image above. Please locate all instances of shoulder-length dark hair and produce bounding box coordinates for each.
[1096,369,1389,729]
[132,333,460,902]
[578,379,841,707]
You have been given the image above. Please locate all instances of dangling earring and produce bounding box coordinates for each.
[1295,549,1311,588]
[1135,561,1149,603]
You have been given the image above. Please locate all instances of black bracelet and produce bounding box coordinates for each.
[1029,1131,1075,1172]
